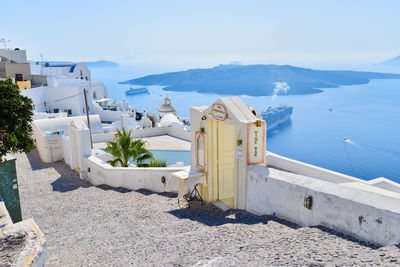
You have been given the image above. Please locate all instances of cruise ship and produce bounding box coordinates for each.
[125,87,149,95]
[260,104,293,130]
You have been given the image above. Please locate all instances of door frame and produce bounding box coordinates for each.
[206,119,236,206]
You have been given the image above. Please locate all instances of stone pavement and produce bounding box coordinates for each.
[16,150,400,266]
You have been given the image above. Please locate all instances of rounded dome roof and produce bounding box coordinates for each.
[158,97,176,114]
[159,113,182,127]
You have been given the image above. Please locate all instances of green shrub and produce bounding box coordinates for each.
[138,159,167,167]
[0,78,34,161]
[149,159,167,167]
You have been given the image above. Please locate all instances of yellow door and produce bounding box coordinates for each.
[217,122,235,207]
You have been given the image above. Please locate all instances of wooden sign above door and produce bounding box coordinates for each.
[211,103,228,121]
[247,121,266,165]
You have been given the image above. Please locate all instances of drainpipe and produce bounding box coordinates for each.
[83,89,93,149]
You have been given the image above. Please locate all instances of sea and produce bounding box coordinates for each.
[91,65,400,183]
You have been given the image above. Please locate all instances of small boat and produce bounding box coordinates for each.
[125,87,149,95]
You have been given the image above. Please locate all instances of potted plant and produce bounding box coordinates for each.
[0,78,35,222]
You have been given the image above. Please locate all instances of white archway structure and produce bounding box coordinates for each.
[190,97,266,209]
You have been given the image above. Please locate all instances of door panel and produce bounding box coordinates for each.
[217,122,235,200]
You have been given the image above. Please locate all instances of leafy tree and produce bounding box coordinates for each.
[147,114,156,127]
[0,79,34,161]
[104,128,153,167]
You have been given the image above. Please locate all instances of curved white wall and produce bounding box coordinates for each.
[84,152,187,193]
[246,165,400,246]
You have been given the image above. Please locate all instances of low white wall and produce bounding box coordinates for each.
[32,112,67,120]
[266,151,364,184]
[61,136,72,167]
[92,127,191,144]
[91,101,122,122]
[92,132,115,143]
[366,177,400,193]
[33,130,63,163]
[166,127,191,141]
[33,115,103,136]
[32,115,102,163]
[130,127,167,139]
[246,166,400,246]
[84,150,186,193]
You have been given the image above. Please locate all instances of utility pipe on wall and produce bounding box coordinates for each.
[84,89,93,149]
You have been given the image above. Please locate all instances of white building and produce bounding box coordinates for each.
[18,57,127,122]
[38,62,91,81]
[0,48,27,63]
[21,78,93,116]
[158,97,176,116]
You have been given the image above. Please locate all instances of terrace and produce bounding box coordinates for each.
[15,151,400,265]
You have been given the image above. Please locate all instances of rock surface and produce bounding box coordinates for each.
[16,150,400,266]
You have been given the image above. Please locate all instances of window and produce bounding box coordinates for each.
[195,131,205,170]
[15,74,23,81]
[93,91,97,99]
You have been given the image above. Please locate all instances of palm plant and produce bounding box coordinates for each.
[104,128,153,167]
[131,139,154,167]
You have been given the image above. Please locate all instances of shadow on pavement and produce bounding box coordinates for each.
[26,149,91,193]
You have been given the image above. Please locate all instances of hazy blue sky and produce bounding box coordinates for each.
[1,0,399,68]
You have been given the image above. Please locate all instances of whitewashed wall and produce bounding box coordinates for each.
[33,112,67,120]
[32,122,63,163]
[91,127,191,144]
[91,101,122,122]
[84,151,186,193]
[21,86,48,112]
[46,85,90,116]
[246,165,400,246]
[166,127,191,141]
[91,82,107,99]
[266,151,364,184]
[61,136,72,167]
[32,115,102,163]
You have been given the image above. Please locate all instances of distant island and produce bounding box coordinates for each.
[84,60,119,68]
[376,55,400,66]
[120,64,400,96]
[32,60,119,68]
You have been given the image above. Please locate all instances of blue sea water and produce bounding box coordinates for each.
[150,150,191,166]
[91,65,400,183]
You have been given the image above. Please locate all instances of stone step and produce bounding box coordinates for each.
[0,201,13,229]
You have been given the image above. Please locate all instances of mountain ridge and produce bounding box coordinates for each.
[120,64,400,96]
[376,55,400,66]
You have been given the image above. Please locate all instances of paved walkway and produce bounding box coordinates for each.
[16,151,400,266]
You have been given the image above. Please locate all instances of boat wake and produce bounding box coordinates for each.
[342,137,400,157]
[343,137,353,144]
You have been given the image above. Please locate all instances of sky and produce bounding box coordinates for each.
[1,0,400,69]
